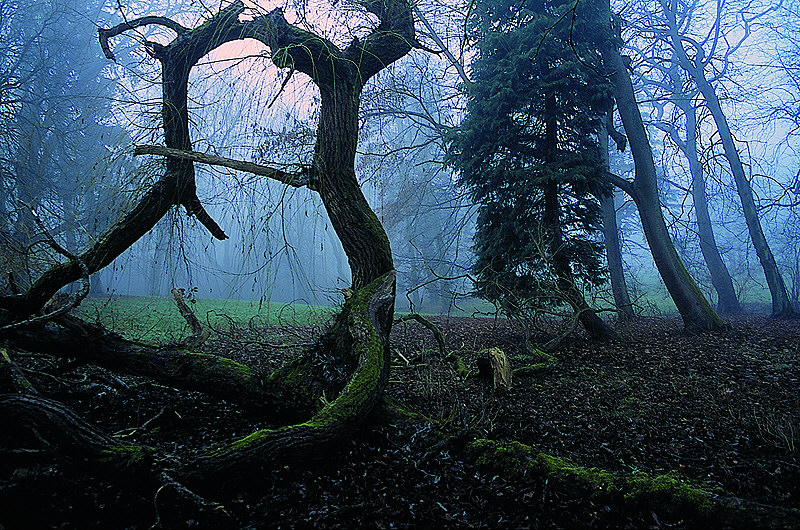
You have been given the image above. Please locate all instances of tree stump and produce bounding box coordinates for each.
[477,347,512,390]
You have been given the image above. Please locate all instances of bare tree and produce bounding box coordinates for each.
[642,58,742,315]
[600,0,727,331]
[659,0,795,318]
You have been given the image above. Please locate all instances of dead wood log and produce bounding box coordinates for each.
[464,438,800,528]
[171,288,209,348]
[394,313,446,357]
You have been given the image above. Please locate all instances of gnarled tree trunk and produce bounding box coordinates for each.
[0,0,413,492]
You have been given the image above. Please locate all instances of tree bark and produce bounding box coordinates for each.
[600,9,726,332]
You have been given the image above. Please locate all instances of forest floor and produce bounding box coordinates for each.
[2,314,799,528]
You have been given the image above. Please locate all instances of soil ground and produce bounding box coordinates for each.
[1,315,799,528]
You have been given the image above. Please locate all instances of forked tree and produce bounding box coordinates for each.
[0,0,413,494]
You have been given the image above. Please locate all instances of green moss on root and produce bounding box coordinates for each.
[99,444,151,468]
[465,439,719,518]
[512,348,556,377]
[304,274,387,429]
[199,272,392,464]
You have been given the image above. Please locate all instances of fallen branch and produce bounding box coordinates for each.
[464,438,800,528]
[394,313,446,357]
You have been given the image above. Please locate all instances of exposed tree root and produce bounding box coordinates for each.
[463,438,800,529]
[182,272,396,484]
[0,272,396,503]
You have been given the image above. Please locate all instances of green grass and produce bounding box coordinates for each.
[611,269,774,316]
[76,296,335,345]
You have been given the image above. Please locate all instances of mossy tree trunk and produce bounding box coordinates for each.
[0,0,413,488]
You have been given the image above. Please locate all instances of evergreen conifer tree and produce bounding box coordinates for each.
[450,0,616,340]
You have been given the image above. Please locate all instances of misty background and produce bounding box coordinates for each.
[1,0,799,316]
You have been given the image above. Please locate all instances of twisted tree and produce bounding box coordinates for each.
[0,0,413,497]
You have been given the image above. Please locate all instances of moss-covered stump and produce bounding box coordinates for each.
[464,438,800,528]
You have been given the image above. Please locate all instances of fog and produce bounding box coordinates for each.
[2,0,799,316]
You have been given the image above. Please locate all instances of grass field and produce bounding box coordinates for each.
[76,295,336,344]
[75,276,776,345]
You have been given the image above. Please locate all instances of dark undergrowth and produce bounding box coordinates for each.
[1,315,798,528]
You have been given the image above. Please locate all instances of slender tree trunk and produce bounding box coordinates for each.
[543,94,617,340]
[544,182,618,339]
[676,93,741,314]
[687,74,793,318]
[600,14,726,332]
[599,122,635,320]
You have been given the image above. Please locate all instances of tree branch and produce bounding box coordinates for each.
[412,5,470,86]
[603,170,638,200]
[98,16,190,62]
[182,194,229,240]
[134,145,312,188]
[606,112,627,152]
